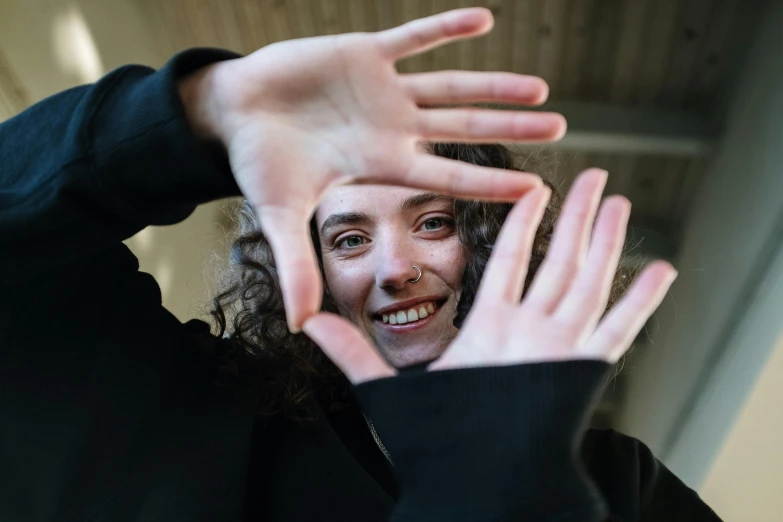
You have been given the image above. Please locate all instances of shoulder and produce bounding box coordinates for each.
[580,428,656,505]
[580,429,722,521]
[582,428,656,470]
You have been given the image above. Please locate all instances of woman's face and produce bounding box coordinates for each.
[315,185,467,367]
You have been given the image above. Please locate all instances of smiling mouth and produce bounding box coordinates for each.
[375,299,446,326]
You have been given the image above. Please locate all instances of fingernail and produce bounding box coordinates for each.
[527,114,563,137]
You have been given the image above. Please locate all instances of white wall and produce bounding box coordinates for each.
[0,0,224,321]
[614,0,783,496]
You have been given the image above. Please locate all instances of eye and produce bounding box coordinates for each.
[420,216,455,233]
[335,235,365,249]
[423,218,444,231]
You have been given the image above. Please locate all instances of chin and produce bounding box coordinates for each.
[383,344,446,369]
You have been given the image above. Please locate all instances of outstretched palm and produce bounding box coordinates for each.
[305,169,678,383]
[200,8,566,329]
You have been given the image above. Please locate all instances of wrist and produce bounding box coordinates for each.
[354,361,611,519]
[178,61,227,143]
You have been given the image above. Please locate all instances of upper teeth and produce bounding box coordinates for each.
[382,302,436,324]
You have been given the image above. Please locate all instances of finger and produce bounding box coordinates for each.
[523,169,608,313]
[475,186,552,304]
[581,262,678,364]
[258,206,322,333]
[553,196,631,331]
[387,153,542,201]
[400,71,549,106]
[303,313,397,384]
[376,8,494,61]
[417,108,566,143]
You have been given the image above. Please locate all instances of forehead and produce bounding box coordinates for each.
[315,185,447,226]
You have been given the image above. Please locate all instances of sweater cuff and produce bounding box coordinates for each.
[354,360,612,521]
[88,48,243,225]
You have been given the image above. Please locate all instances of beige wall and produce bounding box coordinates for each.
[701,334,783,521]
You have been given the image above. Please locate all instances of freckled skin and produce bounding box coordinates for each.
[315,185,466,367]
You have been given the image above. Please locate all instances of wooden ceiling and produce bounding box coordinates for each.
[132,0,756,248]
[0,0,760,257]
[139,0,753,113]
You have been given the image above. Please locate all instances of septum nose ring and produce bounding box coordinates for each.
[409,265,422,283]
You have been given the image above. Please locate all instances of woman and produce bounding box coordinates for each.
[0,7,719,522]
[213,144,719,522]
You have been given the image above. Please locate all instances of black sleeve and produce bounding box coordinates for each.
[0,49,255,522]
[0,48,242,285]
[582,429,723,522]
[353,360,614,522]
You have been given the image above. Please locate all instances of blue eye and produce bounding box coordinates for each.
[423,218,444,231]
[337,236,364,248]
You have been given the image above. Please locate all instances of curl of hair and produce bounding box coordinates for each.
[207,143,633,424]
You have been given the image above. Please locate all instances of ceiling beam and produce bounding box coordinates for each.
[514,101,718,157]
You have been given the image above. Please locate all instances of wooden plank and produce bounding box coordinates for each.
[509,0,539,75]
[604,153,638,199]
[625,154,680,221]
[685,0,750,113]
[318,0,345,35]
[633,0,681,106]
[584,0,625,102]
[489,0,513,73]
[290,0,317,38]
[205,0,245,51]
[418,0,439,72]
[609,0,651,104]
[477,0,508,72]
[137,0,177,56]
[534,0,568,95]
[236,0,271,49]
[655,0,716,108]
[651,156,688,221]
[399,0,425,72]
[261,0,294,43]
[361,0,380,33]
[671,157,708,224]
[456,0,477,70]
[559,0,595,100]
[462,0,490,71]
[165,0,196,50]
[188,0,221,46]
[345,0,369,32]
[431,0,460,70]
[375,0,397,31]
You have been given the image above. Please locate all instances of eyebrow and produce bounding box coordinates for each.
[318,193,455,242]
[397,192,455,213]
[319,212,371,243]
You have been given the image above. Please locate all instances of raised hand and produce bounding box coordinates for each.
[179,8,566,331]
[304,169,678,383]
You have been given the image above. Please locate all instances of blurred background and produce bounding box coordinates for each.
[1,1,781,520]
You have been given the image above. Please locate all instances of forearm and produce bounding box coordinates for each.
[0,48,241,283]
[354,360,612,522]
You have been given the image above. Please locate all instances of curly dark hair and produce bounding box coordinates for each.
[207,143,632,424]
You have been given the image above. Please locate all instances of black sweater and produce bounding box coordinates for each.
[0,48,721,522]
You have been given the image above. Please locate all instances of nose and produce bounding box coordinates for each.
[375,238,422,291]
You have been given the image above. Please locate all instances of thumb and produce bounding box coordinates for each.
[259,206,322,332]
[303,313,397,384]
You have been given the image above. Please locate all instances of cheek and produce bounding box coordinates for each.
[428,239,468,290]
[323,261,373,319]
